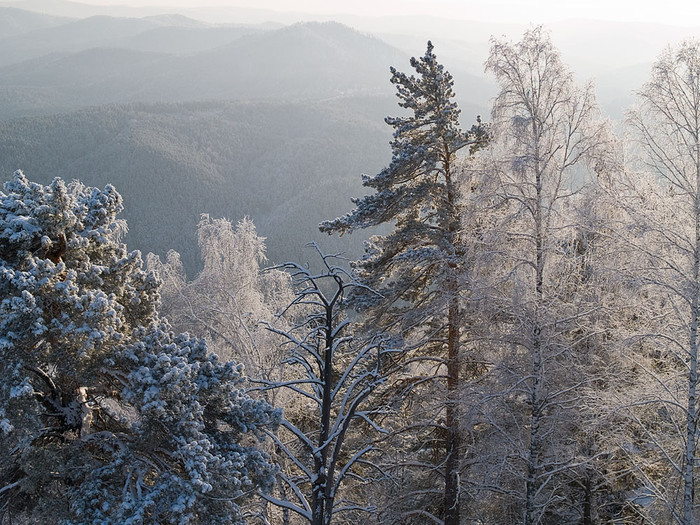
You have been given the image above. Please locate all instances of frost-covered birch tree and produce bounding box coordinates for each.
[0,171,280,524]
[147,215,294,384]
[320,41,487,525]
[256,246,399,525]
[622,39,700,525]
[484,26,613,524]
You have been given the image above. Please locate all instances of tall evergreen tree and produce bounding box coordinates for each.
[321,41,487,525]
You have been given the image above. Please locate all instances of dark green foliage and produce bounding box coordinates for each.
[321,41,488,525]
[321,41,487,314]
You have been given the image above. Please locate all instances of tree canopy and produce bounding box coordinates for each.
[0,171,279,524]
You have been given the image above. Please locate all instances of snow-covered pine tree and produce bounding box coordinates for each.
[0,171,279,524]
[320,41,488,525]
[147,215,296,522]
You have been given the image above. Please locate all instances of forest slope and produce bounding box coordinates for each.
[0,98,393,273]
[0,10,491,272]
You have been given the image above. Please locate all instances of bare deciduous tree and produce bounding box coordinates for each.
[256,246,400,525]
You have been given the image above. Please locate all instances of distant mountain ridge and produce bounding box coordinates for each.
[2,5,644,275]
[0,5,70,37]
[0,12,174,67]
[0,8,487,272]
[0,17,420,119]
[0,0,168,19]
[0,6,509,122]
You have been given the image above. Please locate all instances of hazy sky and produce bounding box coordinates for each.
[76,0,700,25]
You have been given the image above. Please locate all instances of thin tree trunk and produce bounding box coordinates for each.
[682,140,700,525]
[582,472,596,525]
[525,325,544,525]
[444,293,461,525]
[683,263,698,525]
[444,150,461,525]
[277,476,291,525]
[525,142,545,525]
[312,307,335,525]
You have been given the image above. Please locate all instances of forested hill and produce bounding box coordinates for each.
[0,11,411,273]
[0,98,392,274]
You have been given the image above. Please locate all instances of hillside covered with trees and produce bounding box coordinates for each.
[0,99,392,274]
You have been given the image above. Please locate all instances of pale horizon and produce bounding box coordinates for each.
[61,0,700,26]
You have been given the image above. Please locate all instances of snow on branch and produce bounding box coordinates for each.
[263,247,400,525]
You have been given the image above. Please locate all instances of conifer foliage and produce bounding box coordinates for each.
[0,171,279,524]
[320,40,487,276]
[321,42,488,525]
